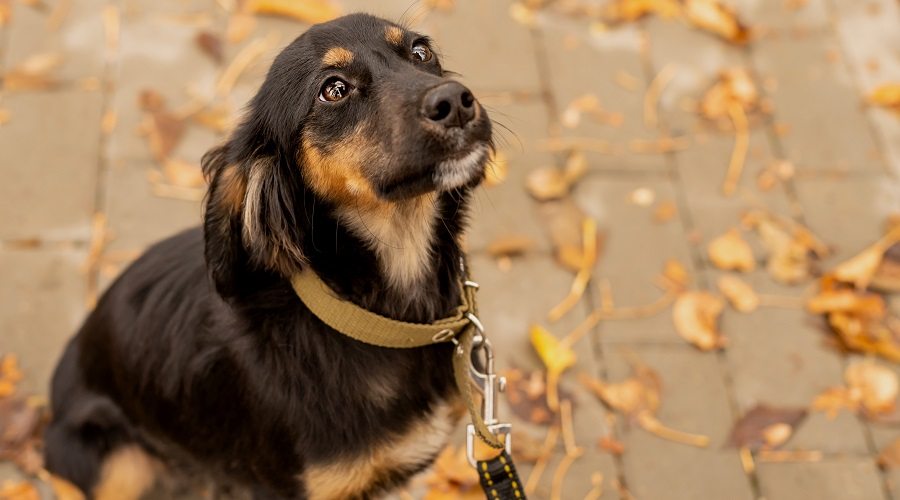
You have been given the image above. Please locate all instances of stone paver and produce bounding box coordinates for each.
[2,1,900,499]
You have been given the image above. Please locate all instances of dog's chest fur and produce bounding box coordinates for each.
[302,401,460,499]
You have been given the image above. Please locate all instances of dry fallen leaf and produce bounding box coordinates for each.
[868,83,900,113]
[708,229,755,272]
[3,52,63,91]
[813,359,899,419]
[717,274,759,313]
[806,288,885,318]
[548,218,599,321]
[138,90,186,162]
[0,354,23,398]
[700,68,758,121]
[503,368,569,425]
[746,212,818,284]
[248,0,340,23]
[683,0,750,44]
[602,0,681,23]
[531,324,577,411]
[486,234,534,258]
[832,226,900,289]
[580,355,709,447]
[195,31,224,64]
[538,199,599,272]
[728,405,807,451]
[673,291,726,350]
[525,151,587,201]
[873,243,900,293]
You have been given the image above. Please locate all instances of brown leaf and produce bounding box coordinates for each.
[195,31,224,63]
[504,368,564,425]
[603,0,681,22]
[728,404,807,451]
[579,361,660,416]
[0,397,44,460]
[248,0,340,23]
[525,166,569,201]
[747,214,815,284]
[717,275,759,313]
[683,0,750,44]
[138,90,186,162]
[538,199,598,272]
[673,291,726,350]
[873,243,900,293]
[708,229,755,272]
[828,312,900,363]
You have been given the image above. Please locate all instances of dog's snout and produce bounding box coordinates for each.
[421,82,476,128]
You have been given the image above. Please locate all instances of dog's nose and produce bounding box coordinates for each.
[421,82,476,128]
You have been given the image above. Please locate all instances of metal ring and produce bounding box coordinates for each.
[432,329,456,343]
[466,312,484,334]
[464,280,480,289]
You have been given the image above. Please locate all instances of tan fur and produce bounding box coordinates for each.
[322,47,353,67]
[384,26,404,46]
[336,195,438,291]
[93,445,159,500]
[242,157,305,273]
[303,403,458,500]
[218,164,247,215]
[242,158,268,246]
[300,132,438,290]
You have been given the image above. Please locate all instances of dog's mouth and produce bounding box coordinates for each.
[377,143,489,201]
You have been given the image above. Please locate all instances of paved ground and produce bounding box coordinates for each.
[2,0,900,499]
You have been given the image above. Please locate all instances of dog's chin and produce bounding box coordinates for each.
[375,145,489,202]
[431,144,489,192]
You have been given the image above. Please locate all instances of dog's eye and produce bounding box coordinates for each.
[319,78,351,102]
[411,43,432,62]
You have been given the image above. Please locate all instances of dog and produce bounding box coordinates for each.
[44,13,492,500]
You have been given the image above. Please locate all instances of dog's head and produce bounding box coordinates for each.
[202,14,492,297]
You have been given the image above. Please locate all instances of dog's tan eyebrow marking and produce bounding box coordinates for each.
[322,47,353,67]
[385,26,404,46]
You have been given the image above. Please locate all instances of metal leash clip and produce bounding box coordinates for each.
[466,328,513,467]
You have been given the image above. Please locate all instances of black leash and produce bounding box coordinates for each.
[477,450,527,499]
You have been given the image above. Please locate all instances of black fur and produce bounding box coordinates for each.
[45,13,491,499]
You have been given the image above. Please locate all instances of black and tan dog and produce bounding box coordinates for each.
[44,13,492,499]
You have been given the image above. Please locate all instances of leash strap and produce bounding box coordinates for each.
[290,268,505,449]
[477,450,527,499]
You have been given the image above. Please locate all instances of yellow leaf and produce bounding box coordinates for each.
[833,246,885,289]
[717,275,759,313]
[248,0,340,23]
[869,83,900,111]
[530,324,576,376]
[673,291,725,350]
[683,0,749,44]
[708,229,755,272]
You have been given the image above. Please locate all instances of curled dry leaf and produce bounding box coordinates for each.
[525,151,587,201]
[708,229,755,272]
[248,0,340,23]
[531,324,577,411]
[683,0,750,44]
[717,275,759,313]
[813,359,899,418]
[745,212,818,284]
[832,225,900,289]
[3,52,63,91]
[873,243,900,293]
[672,291,726,350]
[486,234,534,259]
[868,83,900,113]
[538,199,600,272]
[484,150,509,187]
[728,404,807,451]
[806,288,885,318]
[700,68,758,121]
[580,357,710,447]
[423,446,482,500]
[827,312,900,363]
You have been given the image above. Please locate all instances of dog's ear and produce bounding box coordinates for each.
[201,138,308,299]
